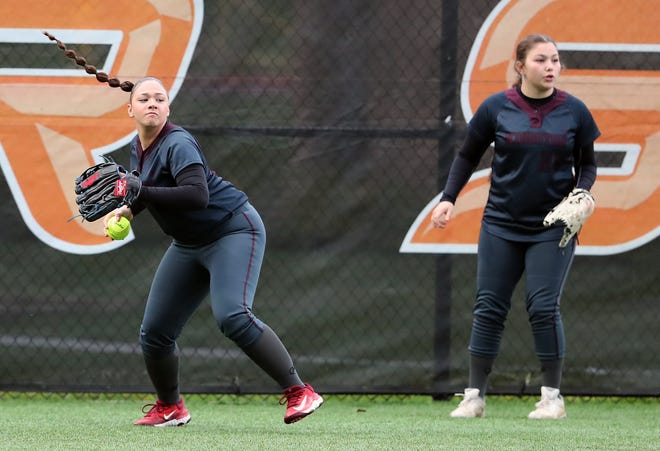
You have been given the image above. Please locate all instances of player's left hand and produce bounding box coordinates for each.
[543,188,595,247]
[73,160,141,222]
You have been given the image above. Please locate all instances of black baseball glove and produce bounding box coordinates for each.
[73,160,141,222]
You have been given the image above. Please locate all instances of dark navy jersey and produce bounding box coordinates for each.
[464,88,600,240]
[130,122,248,244]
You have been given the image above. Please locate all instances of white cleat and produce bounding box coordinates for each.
[450,388,485,418]
[528,386,567,419]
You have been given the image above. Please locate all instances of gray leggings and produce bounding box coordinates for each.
[469,228,576,361]
[139,202,266,358]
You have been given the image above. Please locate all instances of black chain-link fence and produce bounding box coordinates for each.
[0,0,658,396]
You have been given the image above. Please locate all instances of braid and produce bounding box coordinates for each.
[43,31,134,92]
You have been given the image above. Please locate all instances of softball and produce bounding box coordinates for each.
[107,216,131,240]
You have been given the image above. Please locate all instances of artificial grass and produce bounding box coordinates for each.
[0,393,657,450]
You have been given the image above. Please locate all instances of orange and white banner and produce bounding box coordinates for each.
[401,0,660,255]
[0,0,203,254]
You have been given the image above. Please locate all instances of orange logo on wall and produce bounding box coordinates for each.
[0,0,203,254]
[401,0,660,255]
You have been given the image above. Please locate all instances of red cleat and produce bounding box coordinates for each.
[133,397,191,427]
[280,383,324,424]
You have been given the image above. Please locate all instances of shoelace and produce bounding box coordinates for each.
[279,387,304,407]
[454,392,478,406]
[141,402,170,416]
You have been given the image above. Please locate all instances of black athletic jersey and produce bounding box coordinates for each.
[129,122,248,244]
[447,88,600,241]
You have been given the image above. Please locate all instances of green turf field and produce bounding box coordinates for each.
[0,394,657,450]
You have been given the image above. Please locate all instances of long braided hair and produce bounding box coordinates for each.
[43,31,135,93]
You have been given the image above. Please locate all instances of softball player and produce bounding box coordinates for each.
[431,34,599,419]
[105,78,323,426]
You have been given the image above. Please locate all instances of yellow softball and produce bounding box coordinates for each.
[107,216,131,240]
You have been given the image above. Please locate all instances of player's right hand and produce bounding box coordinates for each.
[102,206,133,235]
[431,201,454,228]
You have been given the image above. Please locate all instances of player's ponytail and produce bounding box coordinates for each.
[43,31,135,93]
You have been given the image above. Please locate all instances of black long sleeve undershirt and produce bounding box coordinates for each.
[574,142,597,191]
[439,132,491,203]
[439,134,598,204]
[133,164,209,214]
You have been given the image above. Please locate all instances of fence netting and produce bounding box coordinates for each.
[0,0,658,396]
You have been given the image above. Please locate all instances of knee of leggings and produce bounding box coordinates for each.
[219,313,262,348]
[139,325,176,358]
[528,305,559,327]
[473,297,510,324]
[473,309,508,329]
